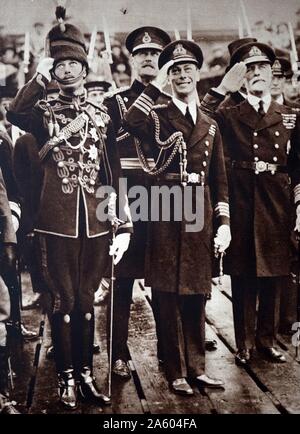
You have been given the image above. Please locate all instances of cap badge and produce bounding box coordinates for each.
[173,44,187,57]
[272,59,282,73]
[142,32,152,43]
[249,46,262,57]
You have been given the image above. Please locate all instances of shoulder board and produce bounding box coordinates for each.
[86,99,108,113]
[104,86,130,100]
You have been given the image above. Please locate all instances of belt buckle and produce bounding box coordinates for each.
[255,161,267,172]
[187,172,200,183]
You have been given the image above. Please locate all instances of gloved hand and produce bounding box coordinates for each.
[1,243,17,282]
[294,204,300,233]
[214,224,231,256]
[36,57,55,83]
[152,60,174,91]
[215,62,247,95]
[11,215,19,233]
[109,233,131,265]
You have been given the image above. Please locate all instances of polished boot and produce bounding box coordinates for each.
[170,378,194,396]
[257,347,286,363]
[57,369,77,410]
[195,374,225,389]
[0,347,20,414]
[78,367,111,406]
[235,349,251,366]
[112,359,131,379]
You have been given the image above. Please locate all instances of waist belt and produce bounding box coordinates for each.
[158,172,205,184]
[232,160,288,174]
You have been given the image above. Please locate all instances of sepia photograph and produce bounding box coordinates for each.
[0,0,300,421]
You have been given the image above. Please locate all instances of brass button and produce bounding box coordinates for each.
[53,146,60,153]
[205,150,209,156]
[273,156,278,162]
[253,132,258,136]
[253,144,258,149]
[274,144,279,149]
[58,161,64,168]
[90,179,95,186]
[254,157,259,162]
[62,178,68,184]
[201,171,205,176]
[275,131,280,136]
[205,140,209,146]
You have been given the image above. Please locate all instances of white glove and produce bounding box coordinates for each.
[294,205,300,233]
[214,224,231,256]
[109,233,131,265]
[11,215,19,233]
[215,62,247,95]
[152,60,174,91]
[36,57,55,83]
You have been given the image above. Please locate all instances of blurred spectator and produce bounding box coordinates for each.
[111,39,131,77]
[30,22,46,61]
[275,22,291,52]
[207,44,228,72]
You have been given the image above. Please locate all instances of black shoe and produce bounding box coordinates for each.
[46,345,54,360]
[112,359,131,379]
[93,343,100,354]
[0,393,20,414]
[58,370,77,410]
[20,324,38,341]
[78,368,111,406]
[171,378,194,396]
[195,374,225,389]
[235,349,251,366]
[205,339,218,351]
[258,347,286,363]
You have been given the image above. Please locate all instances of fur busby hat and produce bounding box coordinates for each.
[45,6,88,68]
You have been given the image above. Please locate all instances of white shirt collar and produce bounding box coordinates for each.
[247,93,272,112]
[172,97,198,124]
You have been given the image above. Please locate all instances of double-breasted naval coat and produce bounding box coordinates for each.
[201,91,300,277]
[124,84,230,295]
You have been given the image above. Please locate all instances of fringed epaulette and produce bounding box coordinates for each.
[104,85,130,100]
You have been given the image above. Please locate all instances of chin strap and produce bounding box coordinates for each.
[53,67,86,86]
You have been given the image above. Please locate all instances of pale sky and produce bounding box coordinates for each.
[0,0,299,34]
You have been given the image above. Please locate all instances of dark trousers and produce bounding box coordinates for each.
[231,276,282,350]
[154,291,205,382]
[107,277,134,362]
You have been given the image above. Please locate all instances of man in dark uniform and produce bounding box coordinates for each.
[7,14,131,409]
[200,41,300,365]
[271,57,300,109]
[0,168,20,414]
[103,26,171,379]
[124,40,231,394]
[85,80,112,106]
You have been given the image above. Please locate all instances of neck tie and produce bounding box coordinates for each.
[185,106,194,126]
[258,100,265,117]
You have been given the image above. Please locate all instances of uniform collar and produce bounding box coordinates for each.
[172,96,197,124]
[131,79,146,94]
[274,94,284,105]
[58,92,86,105]
[247,93,271,112]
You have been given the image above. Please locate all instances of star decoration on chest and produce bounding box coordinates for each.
[87,144,98,161]
[89,127,99,142]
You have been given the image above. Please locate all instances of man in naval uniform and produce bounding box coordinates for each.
[200,41,300,366]
[103,26,171,379]
[7,15,131,409]
[124,40,231,395]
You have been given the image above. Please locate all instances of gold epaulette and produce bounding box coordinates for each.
[104,85,130,100]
